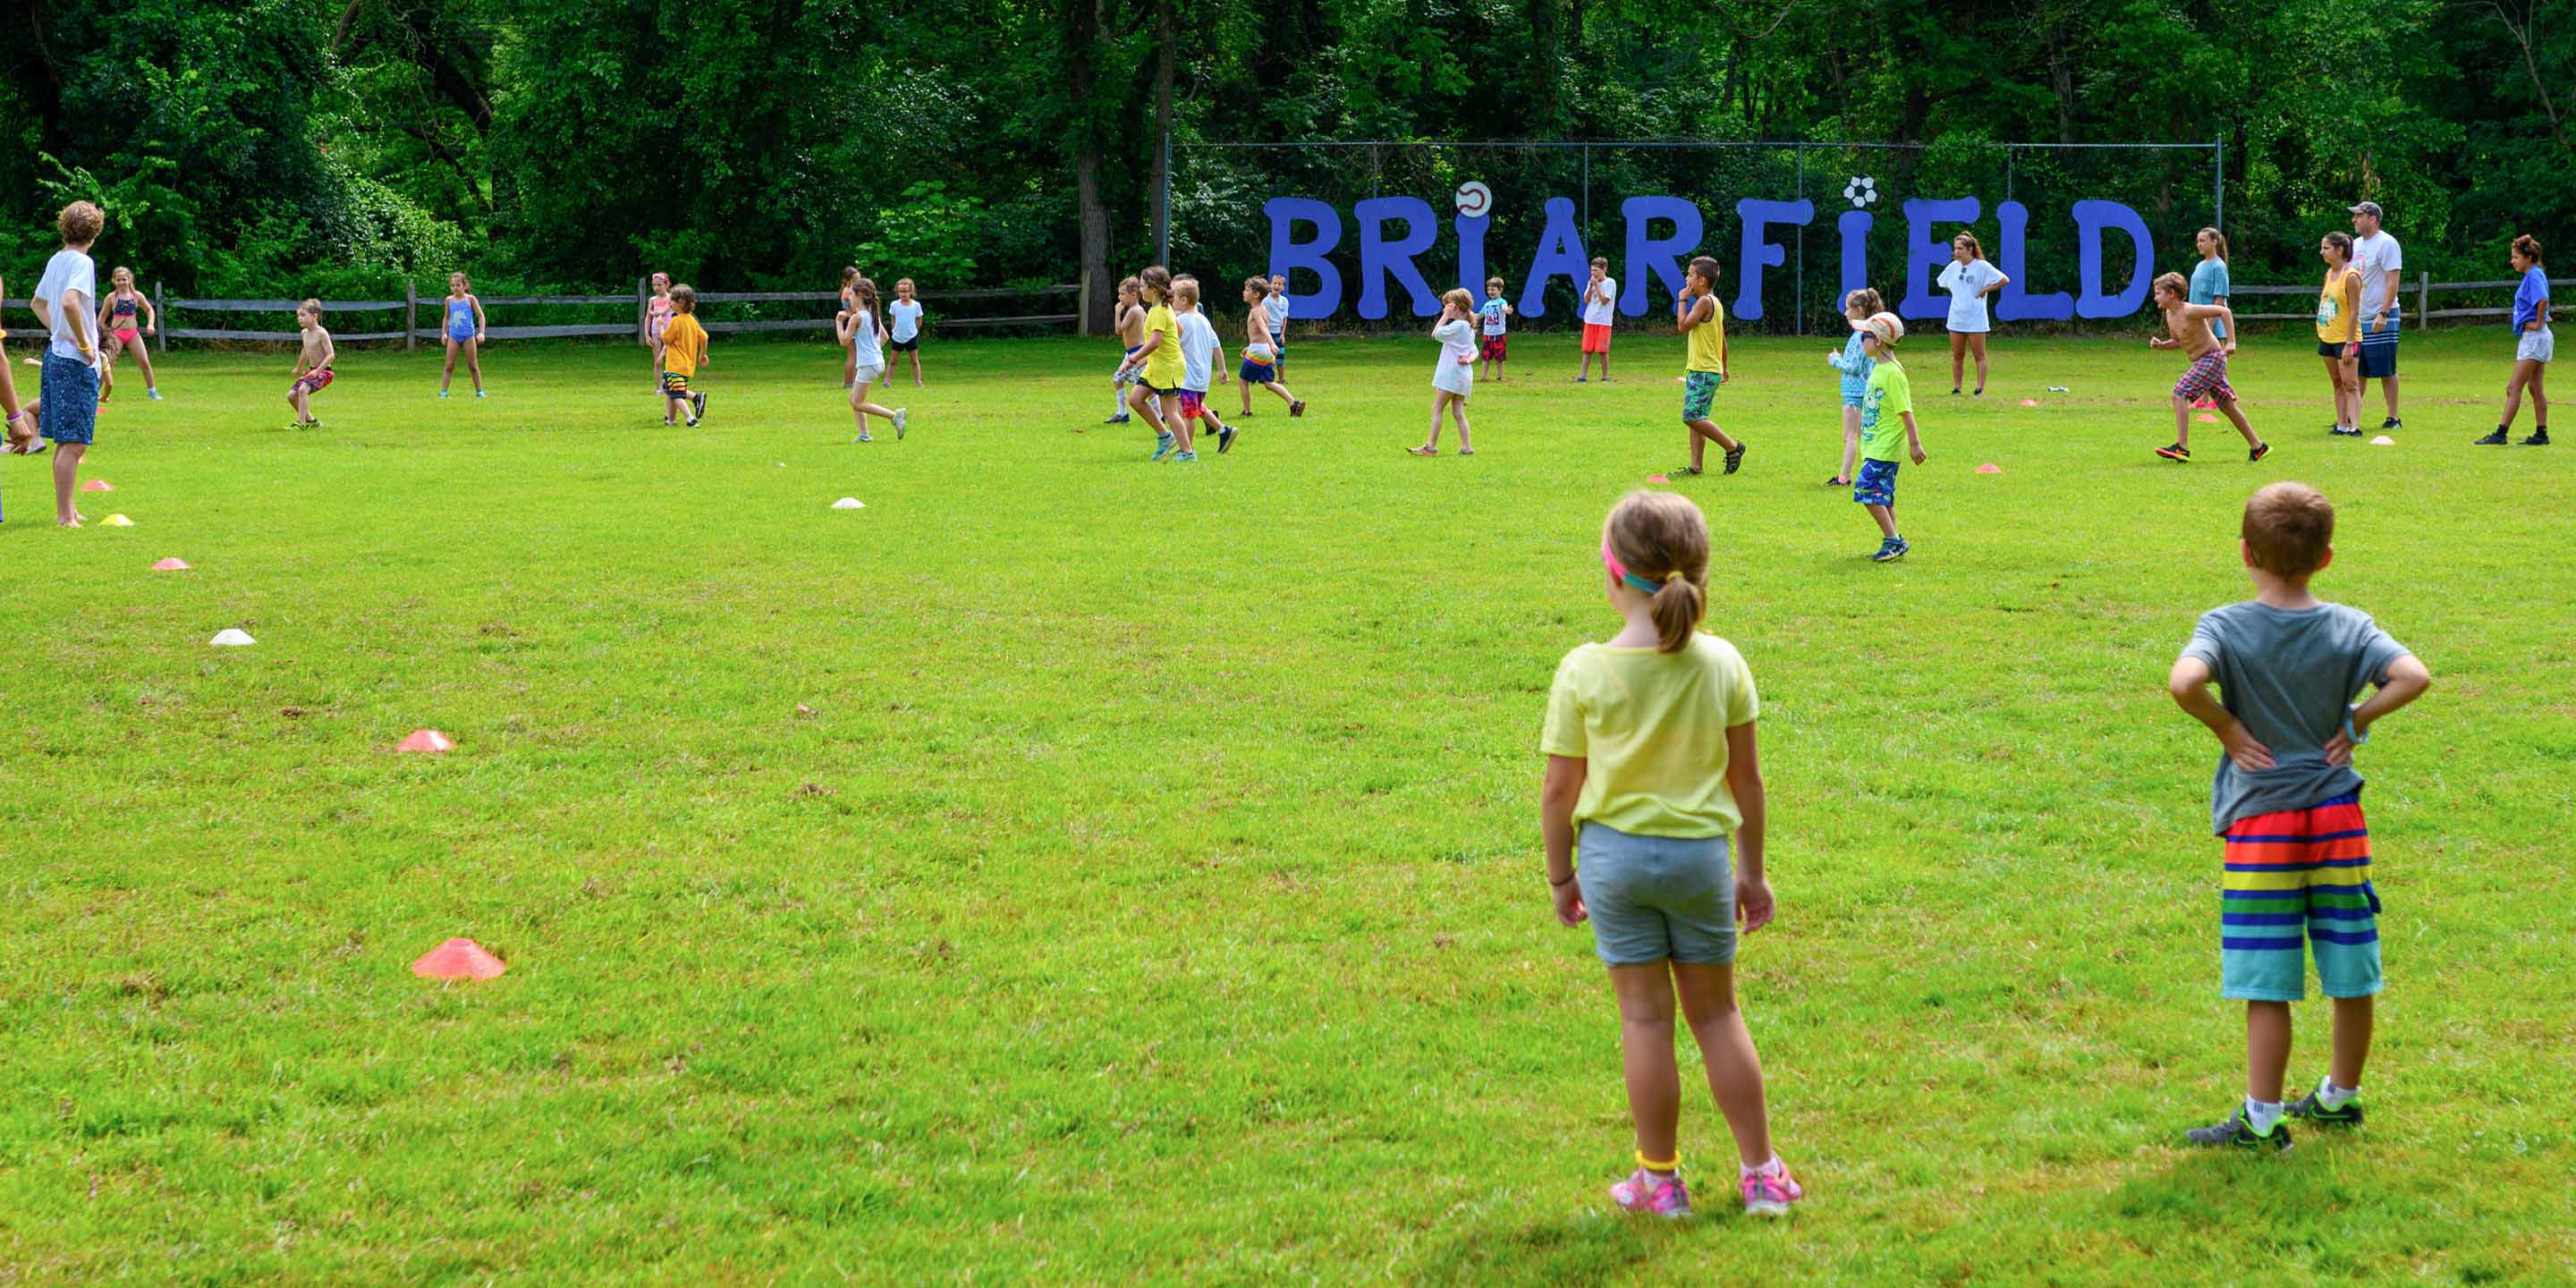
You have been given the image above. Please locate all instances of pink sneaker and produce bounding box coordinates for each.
[1740,1162,1804,1217]
[1609,1168,1691,1218]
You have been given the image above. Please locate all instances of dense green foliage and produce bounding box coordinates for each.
[3,333,2570,1281]
[5,1,2571,308]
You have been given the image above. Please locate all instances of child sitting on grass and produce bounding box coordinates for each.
[286,299,335,429]
[1540,489,1801,1221]
[2167,481,2430,1152]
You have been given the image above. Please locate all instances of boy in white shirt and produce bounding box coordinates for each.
[1172,276,1237,454]
[1578,257,1617,382]
[30,201,106,527]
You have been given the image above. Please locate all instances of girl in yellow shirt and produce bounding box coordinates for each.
[1538,490,1802,1220]
[2317,233,2364,436]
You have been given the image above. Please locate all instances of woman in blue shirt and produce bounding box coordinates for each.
[2479,234,2551,446]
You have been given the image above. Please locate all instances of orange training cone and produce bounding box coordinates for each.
[80,479,114,493]
[411,937,506,980]
[151,557,190,571]
[2196,412,2220,423]
[2019,398,2039,407]
[1976,462,2002,474]
[396,729,455,753]
[1646,474,1670,484]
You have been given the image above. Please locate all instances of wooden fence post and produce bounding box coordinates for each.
[638,275,650,343]
[404,278,418,352]
[1077,274,1093,337]
[2415,271,2429,330]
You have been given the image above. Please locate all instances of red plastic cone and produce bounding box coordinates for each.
[151,557,191,571]
[1645,474,1670,484]
[2196,412,2220,424]
[411,937,506,980]
[1975,462,2002,474]
[2019,398,2039,407]
[80,479,114,493]
[396,729,455,753]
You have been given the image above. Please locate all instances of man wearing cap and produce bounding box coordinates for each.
[2350,201,2404,433]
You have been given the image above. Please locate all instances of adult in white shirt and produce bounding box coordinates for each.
[1578,257,1618,382]
[2349,200,2404,429]
[1936,232,2009,396]
[29,200,107,527]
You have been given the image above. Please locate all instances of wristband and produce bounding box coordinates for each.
[2343,705,2368,746]
[1547,872,1574,888]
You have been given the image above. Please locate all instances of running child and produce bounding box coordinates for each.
[102,267,159,400]
[1851,312,1924,563]
[1409,287,1477,456]
[1479,275,1513,381]
[2167,481,2431,1152]
[1671,257,1742,478]
[1237,277,1305,419]
[2189,229,2233,408]
[1937,232,2006,395]
[2316,233,2363,437]
[838,267,861,388]
[1822,288,1882,487]
[1265,272,1292,386]
[1107,275,1148,427]
[1171,275,1236,454]
[1114,266,1191,462]
[885,277,925,387]
[2151,272,2270,463]
[1578,258,1617,382]
[839,276,908,442]
[437,272,487,398]
[2477,234,2551,446]
[286,299,335,429]
[645,271,674,393]
[30,200,106,526]
[660,284,710,428]
[1540,489,1802,1221]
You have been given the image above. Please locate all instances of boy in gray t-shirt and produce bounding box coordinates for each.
[2166,481,2430,1153]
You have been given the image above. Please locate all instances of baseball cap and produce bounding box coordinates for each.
[1863,312,1904,346]
[2349,200,2384,218]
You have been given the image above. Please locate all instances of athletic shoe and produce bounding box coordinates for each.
[2381,418,2402,431]
[1823,475,1849,487]
[1290,400,1307,418]
[2330,427,2363,437]
[475,390,488,399]
[854,432,872,443]
[1741,1164,1805,1218]
[1869,537,1908,563]
[2184,1106,2292,1152]
[148,389,162,401]
[691,392,708,420]
[1574,377,1589,384]
[1723,442,1747,475]
[2475,428,2510,445]
[1216,425,1236,453]
[1106,414,1131,425]
[1608,1169,1690,1218]
[894,408,908,440]
[684,417,699,428]
[2250,442,2274,462]
[1149,430,1174,462]
[1175,450,1199,463]
[2523,428,2551,446]
[2157,442,2191,462]
[2285,1085,2365,1127]
[437,390,450,399]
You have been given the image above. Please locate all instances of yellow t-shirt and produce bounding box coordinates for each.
[662,313,708,376]
[1685,295,1726,374]
[1142,303,1185,388]
[2316,267,2359,344]
[1541,634,1759,838]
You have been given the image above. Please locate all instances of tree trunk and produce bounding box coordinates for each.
[1148,0,1174,265]
[1067,0,1113,335]
[1526,0,1562,129]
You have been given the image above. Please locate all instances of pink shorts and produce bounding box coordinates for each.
[1581,323,1613,353]
[1179,389,1208,419]
[292,368,335,396]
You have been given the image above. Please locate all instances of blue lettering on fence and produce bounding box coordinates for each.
[1901,197,1983,321]
[1264,197,1343,319]
[1619,195,1703,316]
[2072,199,2153,318]
[1455,213,1489,296]
[1995,201,2073,322]
[1732,199,1813,321]
[1838,209,1874,303]
[1354,196,1441,318]
[1515,197,1589,318]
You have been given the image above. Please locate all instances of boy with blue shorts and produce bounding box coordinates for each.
[30,201,107,527]
[2167,481,2431,1151]
[1850,312,1923,562]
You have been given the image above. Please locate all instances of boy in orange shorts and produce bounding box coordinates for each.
[1577,257,1617,382]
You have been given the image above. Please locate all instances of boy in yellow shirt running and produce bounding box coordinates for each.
[659,285,710,428]
[1114,266,1195,462]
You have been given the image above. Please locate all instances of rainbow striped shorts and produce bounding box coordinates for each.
[2219,792,2383,1001]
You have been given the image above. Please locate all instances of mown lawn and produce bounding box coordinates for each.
[1,326,2568,1285]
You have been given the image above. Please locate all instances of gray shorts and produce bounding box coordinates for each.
[2518,327,2555,364]
[1576,822,1737,966]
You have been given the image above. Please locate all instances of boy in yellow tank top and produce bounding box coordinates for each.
[1672,257,1744,477]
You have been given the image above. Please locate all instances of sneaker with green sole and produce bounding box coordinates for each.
[2286,1085,2365,1127]
[2185,1106,2293,1152]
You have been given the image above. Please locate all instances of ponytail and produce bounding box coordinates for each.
[1648,574,1706,654]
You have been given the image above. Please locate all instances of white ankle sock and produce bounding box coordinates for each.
[1740,1155,1784,1180]
[2317,1077,2358,1110]
[2244,1097,2285,1134]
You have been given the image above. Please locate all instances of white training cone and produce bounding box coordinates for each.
[830,497,866,510]
[2371,435,2395,445]
[209,629,256,647]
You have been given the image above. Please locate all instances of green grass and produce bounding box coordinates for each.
[1,326,2569,1285]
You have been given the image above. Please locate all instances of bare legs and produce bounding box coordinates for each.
[2502,358,2547,428]
[1835,403,1861,484]
[2324,352,2361,428]
[1416,390,1471,453]
[1685,417,1740,473]
[53,441,88,526]
[1970,333,1988,394]
[1865,501,1898,540]
[1950,333,1988,393]
[440,337,483,394]
[2243,996,2372,1103]
[851,381,903,437]
[1610,962,1775,1170]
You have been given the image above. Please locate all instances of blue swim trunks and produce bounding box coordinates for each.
[38,352,100,446]
[1853,457,1899,507]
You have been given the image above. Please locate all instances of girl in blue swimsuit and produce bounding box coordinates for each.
[438,271,488,398]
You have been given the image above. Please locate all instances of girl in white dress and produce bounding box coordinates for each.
[1412,287,1479,456]
[1936,233,2008,395]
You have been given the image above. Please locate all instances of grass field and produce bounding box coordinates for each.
[1,325,2570,1285]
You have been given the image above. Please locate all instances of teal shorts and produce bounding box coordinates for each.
[1682,369,1724,422]
[1575,822,1737,967]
